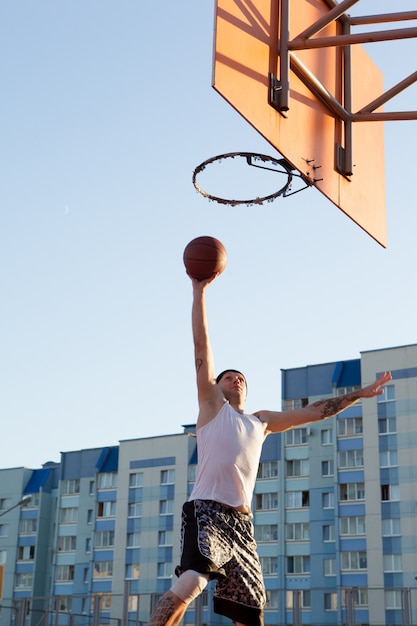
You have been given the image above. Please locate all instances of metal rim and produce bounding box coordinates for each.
[192,152,305,206]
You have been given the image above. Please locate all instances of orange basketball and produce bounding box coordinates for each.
[183,236,227,281]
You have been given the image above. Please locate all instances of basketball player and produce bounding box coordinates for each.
[148,273,391,626]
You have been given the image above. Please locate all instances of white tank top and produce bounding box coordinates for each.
[189,402,266,512]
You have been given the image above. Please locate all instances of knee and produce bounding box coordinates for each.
[170,570,209,604]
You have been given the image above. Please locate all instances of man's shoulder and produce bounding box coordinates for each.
[196,398,228,430]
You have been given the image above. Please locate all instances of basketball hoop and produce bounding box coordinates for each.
[192,152,311,206]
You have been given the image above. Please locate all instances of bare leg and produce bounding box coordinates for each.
[148,590,188,626]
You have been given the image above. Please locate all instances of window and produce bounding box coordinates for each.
[353,588,368,607]
[383,554,402,572]
[286,522,309,541]
[255,524,278,542]
[379,417,396,434]
[337,417,363,436]
[0,498,11,511]
[340,482,365,501]
[15,573,33,588]
[255,492,278,510]
[97,501,116,517]
[19,519,37,534]
[340,516,366,536]
[89,480,95,495]
[265,590,279,609]
[385,590,402,609]
[159,499,174,515]
[382,518,401,536]
[0,550,6,564]
[338,449,364,468]
[125,564,140,579]
[324,558,336,576]
[287,555,310,574]
[157,562,172,578]
[260,556,278,575]
[324,593,338,611]
[285,428,308,446]
[99,594,112,610]
[22,493,39,508]
[93,561,113,578]
[158,530,173,546]
[127,532,141,548]
[83,567,89,583]
[380,450,398,467]
[95,530,114,548]
[161,469,175,484]
[58,536,77,552]
[56,565,75,582]
[257,461,278,479]
[0,524,8,537]
[128,502,142,517]
[341,551,367,571]
[129,472,144,487]
[337,385,360,396]
[323,524,335,542]
[57,597,72,612]
[87,509,93,524]
[286,590,311,608]
[18,545,35,561]
[284,398,308,411]
[343,588,368,607]
[322,491,335,509]
[286,459,309,477]
[321,429,333,445]
[378,384,395,402]
[59,507,78,523]
[97,473,118,489]
[61,479,80,495]
[85,537,91,553]
[286,490,309,508]
[128,596,139,611]
[381,484,400,501]
[188,465,197,482]
[321,460,334,476]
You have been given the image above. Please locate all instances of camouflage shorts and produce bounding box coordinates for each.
[176,499,265,626]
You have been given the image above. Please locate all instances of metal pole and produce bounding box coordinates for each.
[122,579,130,626]
[292,590,301,626]
[402,588,411,626]
[345,588,355,626]
[93,595,101,626]
[279,0,290,111]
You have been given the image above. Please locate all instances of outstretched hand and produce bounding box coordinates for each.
[360,371,392,398]
[188,271,220,292]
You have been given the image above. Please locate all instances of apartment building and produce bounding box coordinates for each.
[0,343,416,625]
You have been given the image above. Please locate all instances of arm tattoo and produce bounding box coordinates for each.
[313,394,361,419]
[195,358,203,373]
[148,594,176,626]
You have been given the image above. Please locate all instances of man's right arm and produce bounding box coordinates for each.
[190,276,225,427]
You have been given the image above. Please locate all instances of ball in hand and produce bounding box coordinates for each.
[183,236,227,281]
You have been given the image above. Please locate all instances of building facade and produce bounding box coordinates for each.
[0,343,416,625]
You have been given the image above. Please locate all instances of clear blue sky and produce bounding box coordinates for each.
[1,1,416,470]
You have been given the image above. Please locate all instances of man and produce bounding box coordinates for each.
[149,274,392,626]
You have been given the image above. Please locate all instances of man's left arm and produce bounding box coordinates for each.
[255,371,392,434]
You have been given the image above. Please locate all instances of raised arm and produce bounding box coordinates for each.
[255,371,392,434]
[190,275,225,426]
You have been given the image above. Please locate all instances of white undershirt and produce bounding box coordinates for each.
[189,403,266,513]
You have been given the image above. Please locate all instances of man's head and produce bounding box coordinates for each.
[216,369,247,406]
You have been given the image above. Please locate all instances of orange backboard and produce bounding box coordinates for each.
[213,0,386,246]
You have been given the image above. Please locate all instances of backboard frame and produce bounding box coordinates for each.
[212,0,417,247]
